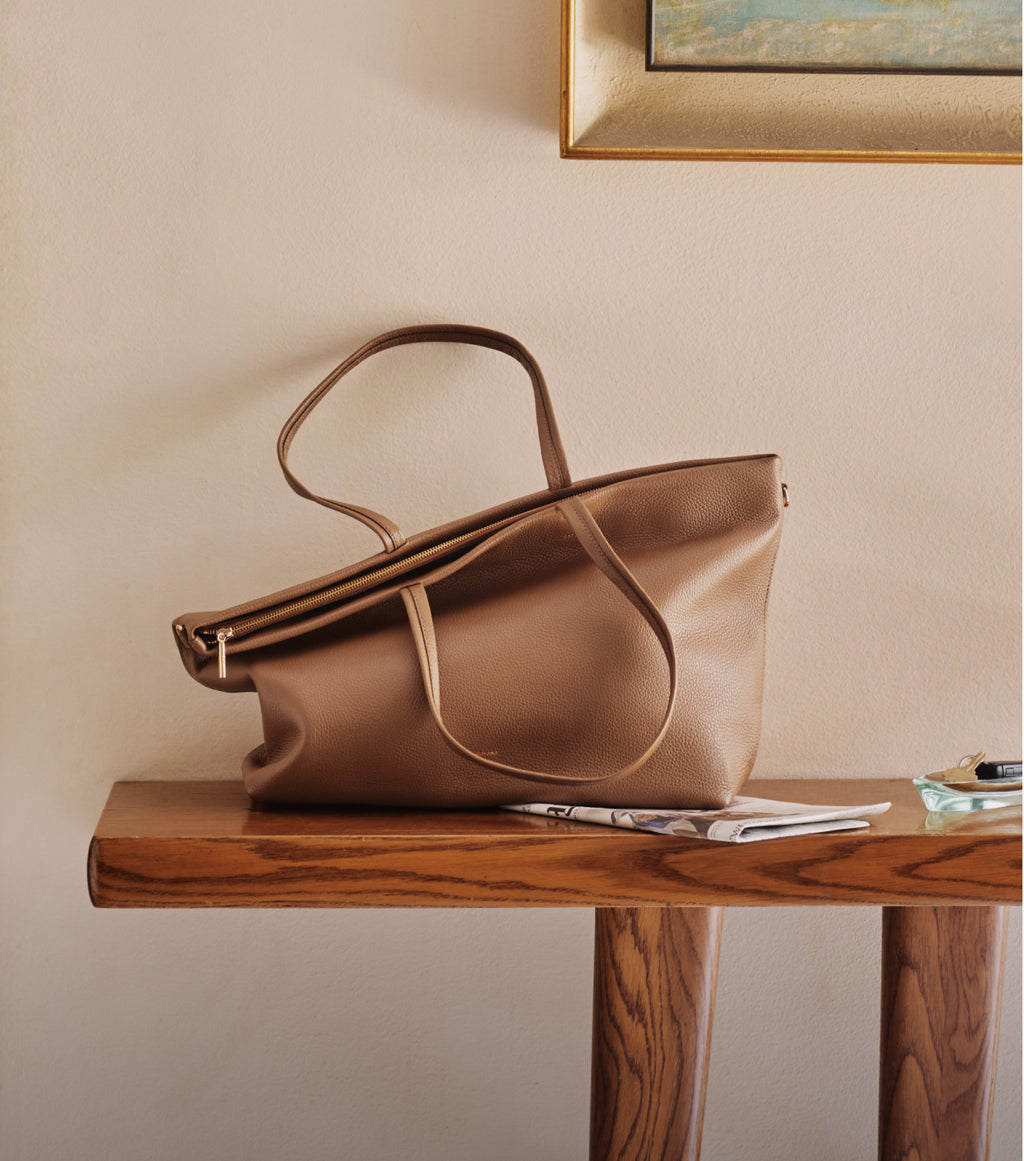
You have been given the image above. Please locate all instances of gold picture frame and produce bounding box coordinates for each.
[560,0,1022,162]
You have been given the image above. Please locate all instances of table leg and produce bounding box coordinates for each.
[590,906,722,1161]
[879,905,1008,1161]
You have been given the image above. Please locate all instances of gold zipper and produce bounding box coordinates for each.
[215,629,233,680]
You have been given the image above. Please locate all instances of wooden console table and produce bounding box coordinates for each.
[89,778,1020,1161]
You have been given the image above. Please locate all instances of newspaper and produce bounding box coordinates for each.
[501,796,892,843]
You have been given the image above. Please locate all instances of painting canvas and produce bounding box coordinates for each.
[647,0,1022,73]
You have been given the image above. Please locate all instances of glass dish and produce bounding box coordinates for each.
[912,773,1023,812]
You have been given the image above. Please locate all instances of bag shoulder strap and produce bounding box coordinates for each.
[276,324,574,553]
[399,495,677,786]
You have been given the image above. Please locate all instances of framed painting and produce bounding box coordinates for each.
[560,0,1022,161]
[647,0,1022,75]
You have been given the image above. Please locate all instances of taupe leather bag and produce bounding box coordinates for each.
[174,325,785,809]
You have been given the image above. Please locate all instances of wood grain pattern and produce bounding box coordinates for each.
[879,906,1008,1161]
[85,779,1020,1159]
[591,907,721,1161]
[88,780,1022,908]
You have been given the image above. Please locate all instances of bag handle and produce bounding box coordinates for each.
[277,324,574,553]
[399,496,677,787]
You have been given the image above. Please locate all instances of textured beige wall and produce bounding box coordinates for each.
[2,3,1020,1159]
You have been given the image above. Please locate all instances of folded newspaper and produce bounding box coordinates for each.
[501,796,892,843]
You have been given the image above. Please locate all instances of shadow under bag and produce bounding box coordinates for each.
[174,324,786,809]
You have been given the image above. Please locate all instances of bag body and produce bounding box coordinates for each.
[174,325,785,809]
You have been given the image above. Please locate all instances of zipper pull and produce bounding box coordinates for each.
[215,629,233,679]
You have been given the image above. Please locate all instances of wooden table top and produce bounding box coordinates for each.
[88,779,1021,909]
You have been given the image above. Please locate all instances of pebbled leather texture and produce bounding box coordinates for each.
[173,325,785,810]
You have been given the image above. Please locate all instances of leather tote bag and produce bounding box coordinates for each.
[174,324,786,809]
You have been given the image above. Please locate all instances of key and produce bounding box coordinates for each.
[931,751,985,784]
